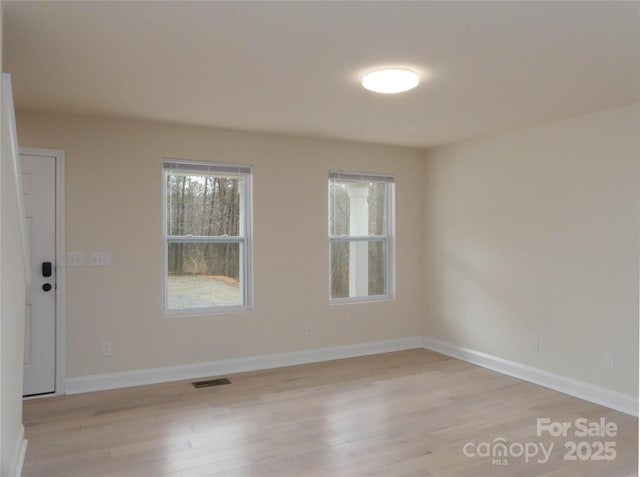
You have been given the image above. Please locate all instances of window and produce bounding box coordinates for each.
[329,171,394,302]
[163,160,251,314]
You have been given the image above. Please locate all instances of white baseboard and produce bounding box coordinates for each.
[8,425,27,477]
[63,335,637,417]
[422,336,638,417]
[64,337,423,395]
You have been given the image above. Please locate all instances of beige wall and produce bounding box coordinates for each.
[15,110,425,379]
[12,103,638,400]
[423,103,639,396]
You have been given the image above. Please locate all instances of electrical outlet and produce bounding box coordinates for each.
[305,323,313,336]
[603,352,615,370]
[102,339,113,357]
[530,336,539,353]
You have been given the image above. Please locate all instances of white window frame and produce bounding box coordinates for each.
[162,159,252,315]
[329,171,395,304]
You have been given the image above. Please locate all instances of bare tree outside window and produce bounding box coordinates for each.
[164,161,251,312]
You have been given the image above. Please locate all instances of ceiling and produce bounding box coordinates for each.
[3,1,639,148]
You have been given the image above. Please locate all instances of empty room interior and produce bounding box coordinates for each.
[0,1,638,476]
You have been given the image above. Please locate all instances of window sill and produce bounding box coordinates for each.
[163,305,252,318]
[329,295,394,306]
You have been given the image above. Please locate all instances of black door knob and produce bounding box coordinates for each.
[42,283,52,292]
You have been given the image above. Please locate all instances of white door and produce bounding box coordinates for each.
[22,153,56,396]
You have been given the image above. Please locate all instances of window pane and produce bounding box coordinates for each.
[330,241,350,298]
[330,240,386,299]
[368,240,386,296]
[167,172,242,236]
[368,181,386,236]
[329,179,387,236]
[167,242,242,310]
[329,180,350,236]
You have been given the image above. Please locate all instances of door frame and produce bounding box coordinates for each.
[20,147,66,395]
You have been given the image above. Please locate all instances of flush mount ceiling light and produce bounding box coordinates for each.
[362,68,420,94]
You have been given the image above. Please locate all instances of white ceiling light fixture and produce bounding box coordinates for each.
[362,68,420,94]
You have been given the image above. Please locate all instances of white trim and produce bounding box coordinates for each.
[8,425,28,477]
[329,171,394,182]
[329,295,394,306]
[64,337,423,394]
[19,147,66,395]
[422,336,638,417]
[2,74,30,284]
[163,158,252,175]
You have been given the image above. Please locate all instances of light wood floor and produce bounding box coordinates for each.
[23,349,638,477]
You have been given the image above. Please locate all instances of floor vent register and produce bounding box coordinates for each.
[192,378,231,389]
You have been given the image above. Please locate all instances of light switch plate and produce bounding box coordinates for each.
[67,252,84,267]
[90,251,111,266]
